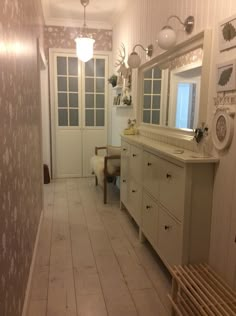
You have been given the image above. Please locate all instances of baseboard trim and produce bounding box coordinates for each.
[21,210,43,316]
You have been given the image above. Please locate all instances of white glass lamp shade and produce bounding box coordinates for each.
[75,37,95,62]
[157,26,177,50]
[128,52,141,69]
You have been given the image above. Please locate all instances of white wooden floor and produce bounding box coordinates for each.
[27,178,171,316]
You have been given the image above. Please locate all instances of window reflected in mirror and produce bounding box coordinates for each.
[142,66,167,125]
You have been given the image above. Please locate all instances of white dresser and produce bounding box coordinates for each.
[120,135,218,270]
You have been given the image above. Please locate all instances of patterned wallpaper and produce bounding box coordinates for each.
[44,25,112,58]
[0,0,44,315]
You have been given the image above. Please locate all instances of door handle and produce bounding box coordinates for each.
[147,162,152,166]
[166,173,172,179]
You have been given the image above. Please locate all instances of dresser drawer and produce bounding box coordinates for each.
[159,159,185,220]
[130,145,142,183]
[128,179,142,225]
[158,208,182,266]
[142,192,158,248]
[143,151,160,199]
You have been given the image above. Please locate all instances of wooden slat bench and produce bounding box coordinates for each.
[169,264,236,316]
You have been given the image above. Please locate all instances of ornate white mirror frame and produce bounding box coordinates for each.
[137,30,212,141]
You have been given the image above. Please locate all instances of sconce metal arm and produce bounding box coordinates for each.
[132,44,153,57]
[166,15,194,34]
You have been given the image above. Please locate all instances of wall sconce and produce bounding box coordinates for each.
[157,15,194,50]
[74,0,95,62]
[128,44,153,69]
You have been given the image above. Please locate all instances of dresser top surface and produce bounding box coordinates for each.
[121,135,219,164]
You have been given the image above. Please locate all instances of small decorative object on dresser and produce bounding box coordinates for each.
[219,14,236,51]
[216,60,236,92]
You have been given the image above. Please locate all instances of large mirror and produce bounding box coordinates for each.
[138,30,212,133]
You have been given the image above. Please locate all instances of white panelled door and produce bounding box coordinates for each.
[50,51,108,178]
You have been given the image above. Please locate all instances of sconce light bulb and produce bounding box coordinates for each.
[157,26,177,50]
[128,52,141,69]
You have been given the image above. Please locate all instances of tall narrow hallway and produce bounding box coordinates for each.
[27,179,171,316]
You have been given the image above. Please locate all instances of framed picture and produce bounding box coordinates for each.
[216,60,236,92]
[219,14,236,51]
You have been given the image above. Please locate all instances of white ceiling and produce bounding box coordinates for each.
[41,0,130,29]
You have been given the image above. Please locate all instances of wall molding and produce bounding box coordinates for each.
[21,211,43,316]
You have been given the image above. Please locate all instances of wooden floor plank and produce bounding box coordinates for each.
[27,178,170,316]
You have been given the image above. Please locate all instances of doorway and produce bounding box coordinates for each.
[50,50,109,178]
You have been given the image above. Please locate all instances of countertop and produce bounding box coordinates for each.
[121,134,219,164]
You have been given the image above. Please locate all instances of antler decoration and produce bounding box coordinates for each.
[115,43,130,78]
[115,42,126,68]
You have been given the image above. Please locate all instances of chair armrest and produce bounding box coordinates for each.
[104,155,121,176]
[95,146,107,155]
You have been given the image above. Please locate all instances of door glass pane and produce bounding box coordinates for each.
[96,110,104,126]
[96,79,104,92]
[85,94,94,108]
[85,59,94,77]
[69,93,78,108]
[68,57,78,76]
[96,59,105,77]
[57,77,67,91]
[153,80,161,94]
[69,77,78,92]
[144,80,152,94]
[69,109,79,126]
[85,110,94,126]
[153,95,160,109]
[85,78,94,92]
[153,67,161,79]
[96,94,104,108]
[58,109,68,126]
[57,57,67,75]
[152,110,160,124]
[143,95,151,109]
[143,110,151,123]
[58,93,67,107]
[144,68,152,78]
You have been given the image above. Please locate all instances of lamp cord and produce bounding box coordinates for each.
[83,4,87,28]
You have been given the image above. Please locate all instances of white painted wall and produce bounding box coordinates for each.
[40,67,51,175]
[112,0,236,288]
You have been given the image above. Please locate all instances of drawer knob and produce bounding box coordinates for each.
[132,154,137,157]
[123,148,127,151]
[147,162,152,166]
[166,173,172,179]
[146,205,152,210]
[132,189,136,193]
[122,179,126,183]
[164,225,171,230]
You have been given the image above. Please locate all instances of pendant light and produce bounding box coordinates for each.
[75,0,95,62]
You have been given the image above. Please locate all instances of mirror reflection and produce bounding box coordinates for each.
[141,48,203,130]
[168,62,202,129]
[139,30,211,132]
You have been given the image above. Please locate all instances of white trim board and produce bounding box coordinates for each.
[21,211,43,316]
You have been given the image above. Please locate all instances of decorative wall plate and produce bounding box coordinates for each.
[212,108,234,151]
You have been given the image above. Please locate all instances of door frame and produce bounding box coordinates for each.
[49,48,112,179]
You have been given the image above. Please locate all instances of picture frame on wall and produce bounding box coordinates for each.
[219,14,236,51]
[216,60,236,92]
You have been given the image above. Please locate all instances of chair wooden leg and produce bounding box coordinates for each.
[104,177,107,204]
[95,175,98,186]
